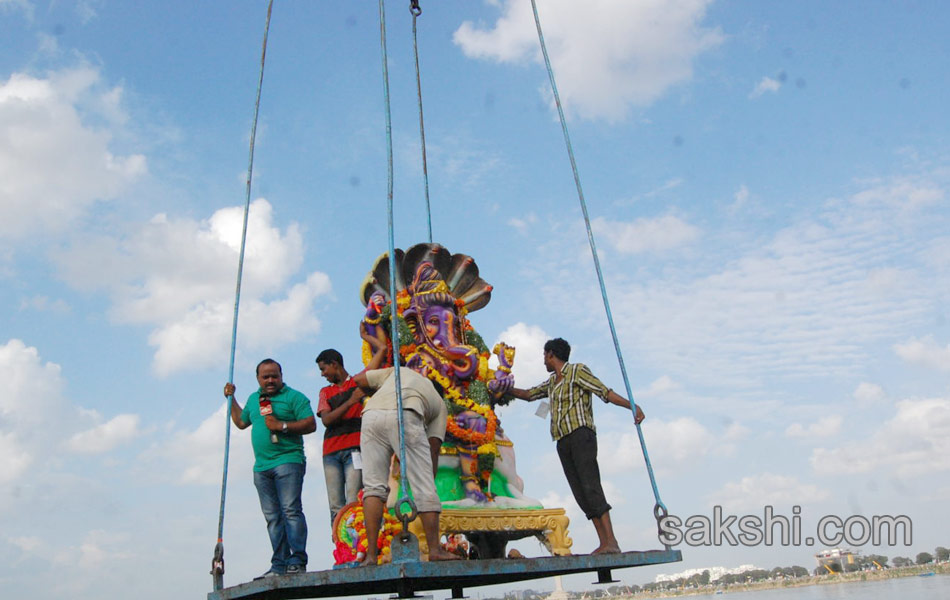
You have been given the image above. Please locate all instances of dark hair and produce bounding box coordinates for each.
[315,349,344,368]
[256,358,282,375]
[544,338,571,362]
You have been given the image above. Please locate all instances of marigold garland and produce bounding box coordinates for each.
[333,493,404,566]
[413,360,498,449]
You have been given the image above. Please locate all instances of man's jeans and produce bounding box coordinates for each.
[323,447,362,522]
[253,462,308,571]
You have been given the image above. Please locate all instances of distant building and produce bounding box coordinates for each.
[655,565,758,583]
[815,547,857,572]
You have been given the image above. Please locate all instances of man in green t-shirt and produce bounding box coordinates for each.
[224,359,316,578]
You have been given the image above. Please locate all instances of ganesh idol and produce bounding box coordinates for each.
[358,243,536,506]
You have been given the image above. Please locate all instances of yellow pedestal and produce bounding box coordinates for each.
[408,507,573,558]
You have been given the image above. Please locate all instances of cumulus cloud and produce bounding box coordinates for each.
[749,76,782,98]
[638,375,680,398]
[599,417,715,475]
[453,0,723,121]
[0,340,61,486]
[894,336,950,372]
[811,397,950,477]
[853,382,886,404]
[56,199,332,375]
[0,67,146,239]
[592,215,700,255]
[785,415,843,439]
[723,422,750,442]
[66,414,142,455]
[495,322,550,386]
[147,404,251,485]
[709,473,830,511]
[0,339,148,487]
[1,339,67,429]
[0,431,32,484]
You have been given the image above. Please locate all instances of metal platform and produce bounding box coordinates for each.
[208,549,682,600]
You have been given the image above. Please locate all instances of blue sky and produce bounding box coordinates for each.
[2,0,949,597]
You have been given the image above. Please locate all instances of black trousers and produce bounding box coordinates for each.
[556,426,611,520]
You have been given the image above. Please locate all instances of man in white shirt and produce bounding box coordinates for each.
[353,363,457,565]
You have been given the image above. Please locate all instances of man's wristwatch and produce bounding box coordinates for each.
[281,421,288,433]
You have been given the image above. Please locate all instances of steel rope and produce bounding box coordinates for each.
[378,0,418,530]
[212,0,275,589]
[528,0,670,541]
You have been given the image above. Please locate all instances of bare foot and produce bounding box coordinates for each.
[359,554,379,567]
[592,545,621,555]
[429,549,462,562]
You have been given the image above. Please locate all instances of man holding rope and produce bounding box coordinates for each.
[510,338,645,555]
[224,359,316,577]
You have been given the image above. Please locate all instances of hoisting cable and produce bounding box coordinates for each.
[529,0,671,546]
[212,0,275,590]
[409,0,434,243]
[378,0,418,537]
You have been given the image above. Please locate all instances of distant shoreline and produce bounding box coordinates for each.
[631,563,948,598]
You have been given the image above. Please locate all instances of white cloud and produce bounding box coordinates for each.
[600,417,715,475]
[638,375,680,398]
[52,529,132,570]
[853,382,886,404]
[145,403,253,486]
[811,397,950,477]
[0,339,62,487]
[749,76,781,98]
[709,473,830,511]
[723,422,749,442]
[18,295,71,314]
[0,431,32,484]
[593,175,946,390]
[0,339,66,428]
[495,322,550,387]
[894,336,950,372]
[453,0,723,121]
[0,68,146,239]
[66,414,142,455]
[785,415,843,439]
[6,535,42,554]
[56,199,332,376]
[592,215,700,255]
[507,212,538,234]
[729,184,750,212]
[0,0,33,19]
[850,177,943,210]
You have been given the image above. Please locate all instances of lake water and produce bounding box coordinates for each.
[709,574,948,600]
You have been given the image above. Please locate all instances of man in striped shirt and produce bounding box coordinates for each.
[511,337,644,555]
[316,349,365,526]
